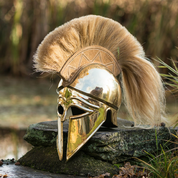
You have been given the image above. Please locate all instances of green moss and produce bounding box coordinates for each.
[24,124,57,146]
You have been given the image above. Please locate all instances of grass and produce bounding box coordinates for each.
[134,58,178,178]
[135,133,178,178]
[158,57,178,127]
[158,57,178,96]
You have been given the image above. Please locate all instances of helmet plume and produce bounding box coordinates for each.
[34,15,165,126]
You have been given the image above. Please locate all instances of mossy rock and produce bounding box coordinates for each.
[21,119,177,176]
[24,119,176,164]
[24,121,59,147]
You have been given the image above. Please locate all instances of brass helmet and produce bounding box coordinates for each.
[33,15,165,161]
[56,46,122,160]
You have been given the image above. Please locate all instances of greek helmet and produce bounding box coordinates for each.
[33,15,165,161]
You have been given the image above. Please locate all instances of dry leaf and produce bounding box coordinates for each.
[112,162,148,178]
[119,162,135,176]
[0,174,8,178]
[15,162,20,165]
[175,173,178,178]
[92,172,110,178]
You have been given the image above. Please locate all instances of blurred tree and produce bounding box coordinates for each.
[0,0,177,77]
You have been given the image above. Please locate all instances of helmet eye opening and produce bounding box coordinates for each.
[58,105,64,115]
[71,106,86,116]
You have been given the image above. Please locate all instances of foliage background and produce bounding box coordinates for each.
[0,0,178,76]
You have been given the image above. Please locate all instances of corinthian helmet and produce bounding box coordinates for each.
[33,15,165,161]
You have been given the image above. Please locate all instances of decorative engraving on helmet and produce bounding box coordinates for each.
[60,46,121,84]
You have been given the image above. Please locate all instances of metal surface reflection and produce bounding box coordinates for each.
[57,65,122,161]
[70,65,121,108]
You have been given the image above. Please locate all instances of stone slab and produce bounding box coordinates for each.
[23,119,176,164]
[23,118,134,147]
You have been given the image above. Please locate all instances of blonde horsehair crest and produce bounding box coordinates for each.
[34,15,165,127]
